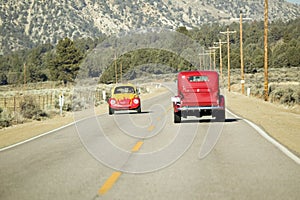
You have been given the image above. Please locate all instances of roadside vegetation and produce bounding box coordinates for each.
[1,17,299,85]
[0,81,159,129]
[224,68,300,110]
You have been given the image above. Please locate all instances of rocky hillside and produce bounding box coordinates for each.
[0,0,299,54]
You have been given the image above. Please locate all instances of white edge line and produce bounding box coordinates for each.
[226,109,300,165]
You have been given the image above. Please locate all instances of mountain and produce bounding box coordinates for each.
[0,0,299,54]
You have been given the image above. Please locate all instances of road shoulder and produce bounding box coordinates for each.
[225,91,300,157]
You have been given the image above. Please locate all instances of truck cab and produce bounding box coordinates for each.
[171,70,225,123]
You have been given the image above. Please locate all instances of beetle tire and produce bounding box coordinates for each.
[137,106,141,113]
[109,107,114,115]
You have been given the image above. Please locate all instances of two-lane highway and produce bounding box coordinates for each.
[0,84,299,200]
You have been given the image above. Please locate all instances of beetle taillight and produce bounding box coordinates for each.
[110,98,116,105]
[133,98,139,104]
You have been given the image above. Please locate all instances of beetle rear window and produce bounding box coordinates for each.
[188,76,209,82]
[114,86,135,94]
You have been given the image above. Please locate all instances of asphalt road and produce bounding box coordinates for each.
[0,83,299,200]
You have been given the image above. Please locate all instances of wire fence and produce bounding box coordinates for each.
[0,90,107,114]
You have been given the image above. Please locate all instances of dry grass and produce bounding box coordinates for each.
[222,67,300,110]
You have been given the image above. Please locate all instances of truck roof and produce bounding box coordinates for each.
[178,70,219,76]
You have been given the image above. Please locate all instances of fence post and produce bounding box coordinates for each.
[50,93,53,109]
[59,94,64,116]
[46,94,49,109]
[43,96,45,109]
[247,88,251,97]
[14,96,16,112]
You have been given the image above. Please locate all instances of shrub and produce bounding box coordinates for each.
[280,89,295,105]
[0,117,11,128]
[273,88,284,101]
[292,89,300,104]
[270,86,299,106]
[19,96,48,120]
[0,107,12,128]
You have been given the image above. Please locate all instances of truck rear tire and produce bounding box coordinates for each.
[174,111,181,123]
[214,110,225,121]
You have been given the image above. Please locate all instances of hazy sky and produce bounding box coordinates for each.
[287,0,300,4]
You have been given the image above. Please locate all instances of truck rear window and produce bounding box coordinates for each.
[188,76,209,82]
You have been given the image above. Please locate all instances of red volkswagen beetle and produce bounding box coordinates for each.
[108,84,141,115]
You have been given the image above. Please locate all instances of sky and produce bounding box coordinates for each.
[287,0,300,4]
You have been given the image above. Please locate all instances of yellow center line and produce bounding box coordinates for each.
[98,172,122,195]
[148,125,155,131]
[131,141,144,152]
[165,106,173,114]
[98,105,172,195]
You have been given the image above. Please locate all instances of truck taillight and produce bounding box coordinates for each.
[171,96,181,103]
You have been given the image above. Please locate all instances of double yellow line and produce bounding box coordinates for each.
[98,140,144,195]
[98,171,122,195]
[98,107,172,195]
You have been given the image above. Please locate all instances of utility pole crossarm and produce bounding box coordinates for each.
[214,41,227,45]
[220,31,236,35]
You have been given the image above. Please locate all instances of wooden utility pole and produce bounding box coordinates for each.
[205,50,214,70]
[209,47,219,71]
[199,54,202,70]
[264,0,269,101]
[209,51,212,70]
[120,61,122,83]
[23,63,27,90]
[240,11,245,95]
[214,39,227,78]
[198,53,210,70]
[220,28,236,92]
[114,53,118,84]
[24,63,26,84]
[213,49,216,70]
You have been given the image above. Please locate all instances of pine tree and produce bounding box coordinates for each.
[51,37,84,85]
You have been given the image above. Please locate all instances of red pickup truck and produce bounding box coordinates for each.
[171,70,225,123]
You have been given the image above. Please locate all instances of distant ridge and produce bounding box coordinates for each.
[0,0,299,54]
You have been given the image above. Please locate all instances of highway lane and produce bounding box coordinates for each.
[0,84,300,200]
